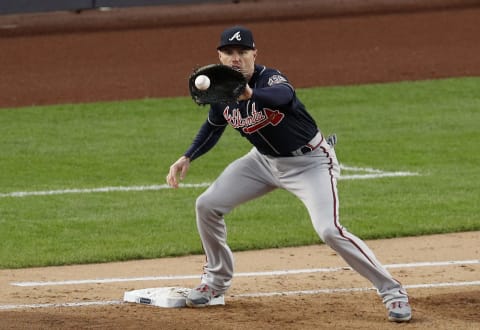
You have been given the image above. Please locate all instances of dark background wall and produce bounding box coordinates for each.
[0,0,230,15]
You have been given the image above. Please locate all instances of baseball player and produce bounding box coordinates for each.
[166,26,412,322]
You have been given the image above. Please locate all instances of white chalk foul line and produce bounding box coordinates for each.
[11,259,479,287]
[0,165,419,198]
[236,280,480,298]
[340,172,417,180]
[339,165,419,180]
[1,281,479,311]
[0,300,123,311]
[0,183,211,198]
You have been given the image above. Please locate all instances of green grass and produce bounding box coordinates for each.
[0,77,479,268]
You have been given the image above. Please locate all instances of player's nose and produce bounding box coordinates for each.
[231,51,241,61]
[231,57,241,65]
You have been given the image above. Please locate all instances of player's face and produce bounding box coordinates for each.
[218,46,257,79]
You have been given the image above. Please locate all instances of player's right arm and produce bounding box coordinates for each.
[166,119,226,188]
[184,119,227,161]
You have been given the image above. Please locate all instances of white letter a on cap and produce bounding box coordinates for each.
[229,31,242,41]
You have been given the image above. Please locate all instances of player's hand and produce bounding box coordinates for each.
[238,84,253,101]
[166,156,191,188]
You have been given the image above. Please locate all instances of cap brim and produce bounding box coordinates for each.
[217,45,255,51]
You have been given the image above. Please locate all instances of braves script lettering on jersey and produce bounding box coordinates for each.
[224,104,285,134]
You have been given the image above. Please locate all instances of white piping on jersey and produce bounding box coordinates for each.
[258,65,267,76]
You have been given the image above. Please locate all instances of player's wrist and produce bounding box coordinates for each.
[245,86,253,99]
[238,85,253,101]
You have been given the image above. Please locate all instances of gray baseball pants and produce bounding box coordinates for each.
[194,135,408,304]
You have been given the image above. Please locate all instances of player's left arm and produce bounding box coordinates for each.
[250,84,294,107]
[240,72,294,107]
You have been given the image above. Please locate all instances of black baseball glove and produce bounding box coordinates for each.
[189,64,247,105]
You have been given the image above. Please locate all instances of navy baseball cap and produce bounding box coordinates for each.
[217,26,256,50]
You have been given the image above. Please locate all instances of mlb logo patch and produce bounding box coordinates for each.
[268,75,287,86]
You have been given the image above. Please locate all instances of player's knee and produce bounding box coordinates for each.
[195,193,211,214]
[318,226,342,246]
[196,193,223,220]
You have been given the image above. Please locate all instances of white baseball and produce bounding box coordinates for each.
[195,75,210,90]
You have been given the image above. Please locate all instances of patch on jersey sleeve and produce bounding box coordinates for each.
[267,74,288,86]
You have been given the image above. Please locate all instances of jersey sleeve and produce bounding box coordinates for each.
[252,84,294,107]
[251,69,295,107]
[184,117,227,161]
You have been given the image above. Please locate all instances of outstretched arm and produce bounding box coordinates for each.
[166,119,226,188]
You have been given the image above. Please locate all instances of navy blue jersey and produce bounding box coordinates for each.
[185,64,319,160]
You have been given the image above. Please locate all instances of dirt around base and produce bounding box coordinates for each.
[0,232,479,329]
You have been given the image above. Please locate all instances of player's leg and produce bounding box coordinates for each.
[280,141,411,321]
[188,148,277,306]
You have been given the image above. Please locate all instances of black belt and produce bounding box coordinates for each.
[291,132,323,156]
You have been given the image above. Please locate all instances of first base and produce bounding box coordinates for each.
[123,287,225,308]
